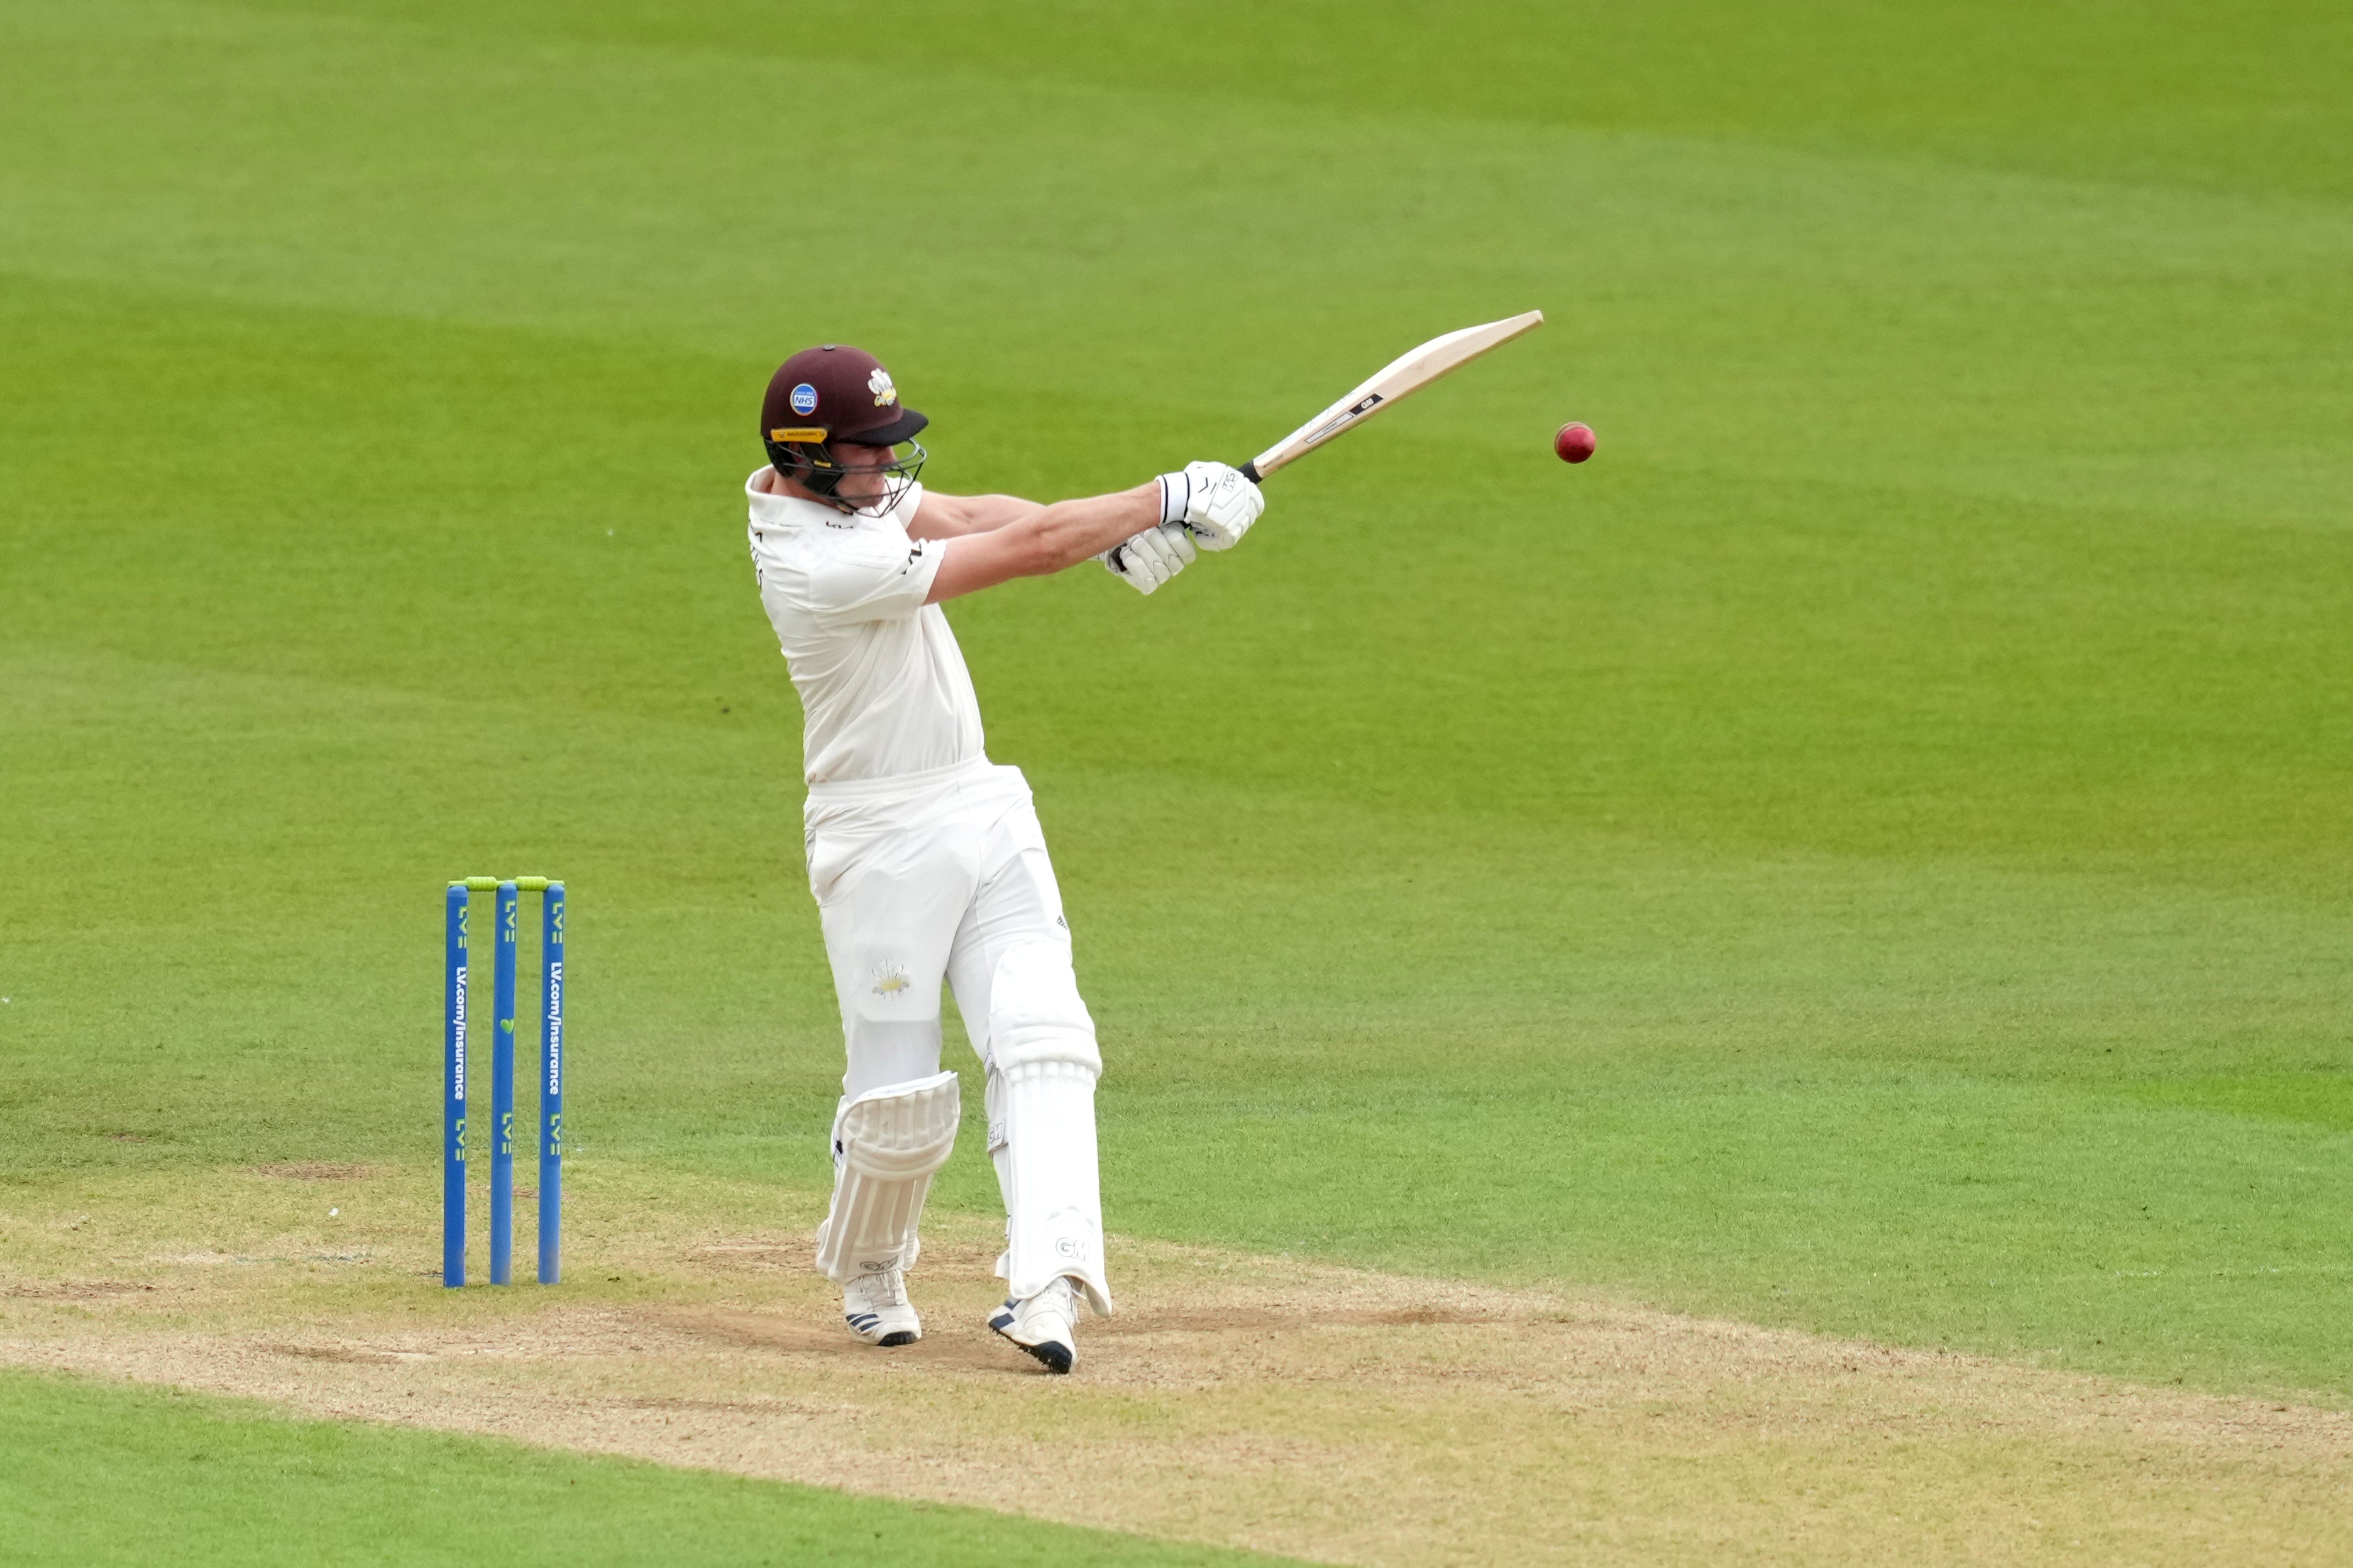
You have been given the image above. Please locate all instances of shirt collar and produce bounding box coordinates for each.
[745,467,856,528]
[745,469,924,532]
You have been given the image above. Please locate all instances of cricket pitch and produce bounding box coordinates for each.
[3,1165,2345,1566]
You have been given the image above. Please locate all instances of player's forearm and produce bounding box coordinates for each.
[951,494,1045,534]
[1018,484,1160,573]
[925,483,1159,603]
[910,492,1041,540]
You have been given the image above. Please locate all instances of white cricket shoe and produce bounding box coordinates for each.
[842,1267,921,1347]
[988,1275,1079,1374]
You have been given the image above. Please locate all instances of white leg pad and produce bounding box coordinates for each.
[987,942,1113,1315]
[813,1070,961,1285]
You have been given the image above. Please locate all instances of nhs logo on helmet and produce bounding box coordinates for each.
[789,381,819,416]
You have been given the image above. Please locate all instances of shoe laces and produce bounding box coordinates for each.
[1028,1276,1077,1324]
[856,1268,907,1309]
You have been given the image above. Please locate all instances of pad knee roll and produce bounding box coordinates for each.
[813,1070,961,1284]
[987,941,1099,1078]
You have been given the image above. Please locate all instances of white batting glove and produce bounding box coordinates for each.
[1157,460,1265,551]
[1098,521,1197,596]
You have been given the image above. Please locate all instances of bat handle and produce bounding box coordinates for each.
[1238,461,1262,485]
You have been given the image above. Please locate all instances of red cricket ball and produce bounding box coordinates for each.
[1554,422,1596,463]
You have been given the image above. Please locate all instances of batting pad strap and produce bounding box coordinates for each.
[813,1070,961,1284]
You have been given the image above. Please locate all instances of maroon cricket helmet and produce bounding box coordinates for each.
[760,344,928,451]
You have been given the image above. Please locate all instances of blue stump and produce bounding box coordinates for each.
[490,880,519,1286]
[442,884,469,1287]
[539,882,566,1285]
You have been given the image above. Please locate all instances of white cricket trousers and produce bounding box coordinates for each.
[803,757,1111,1312]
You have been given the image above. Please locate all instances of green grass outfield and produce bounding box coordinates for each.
[3,0,2350,1555]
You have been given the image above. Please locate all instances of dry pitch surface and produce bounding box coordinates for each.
[3,1164,2347,1565]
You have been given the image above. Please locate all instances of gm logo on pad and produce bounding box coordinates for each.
[789,382,819,415]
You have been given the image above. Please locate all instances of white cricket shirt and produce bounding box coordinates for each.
[746,469,986,785]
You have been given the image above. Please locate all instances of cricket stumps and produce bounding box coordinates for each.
[443,876,565,1287]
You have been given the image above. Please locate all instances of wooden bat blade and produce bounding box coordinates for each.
[1245,309,1543,481]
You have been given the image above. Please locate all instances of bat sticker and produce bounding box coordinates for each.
[1245,310,1541,480]
[1306,392,1385,446]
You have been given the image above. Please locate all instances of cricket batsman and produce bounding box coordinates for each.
[744,344,1263,1373]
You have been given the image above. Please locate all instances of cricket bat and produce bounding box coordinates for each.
[1240,309,1545,482]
